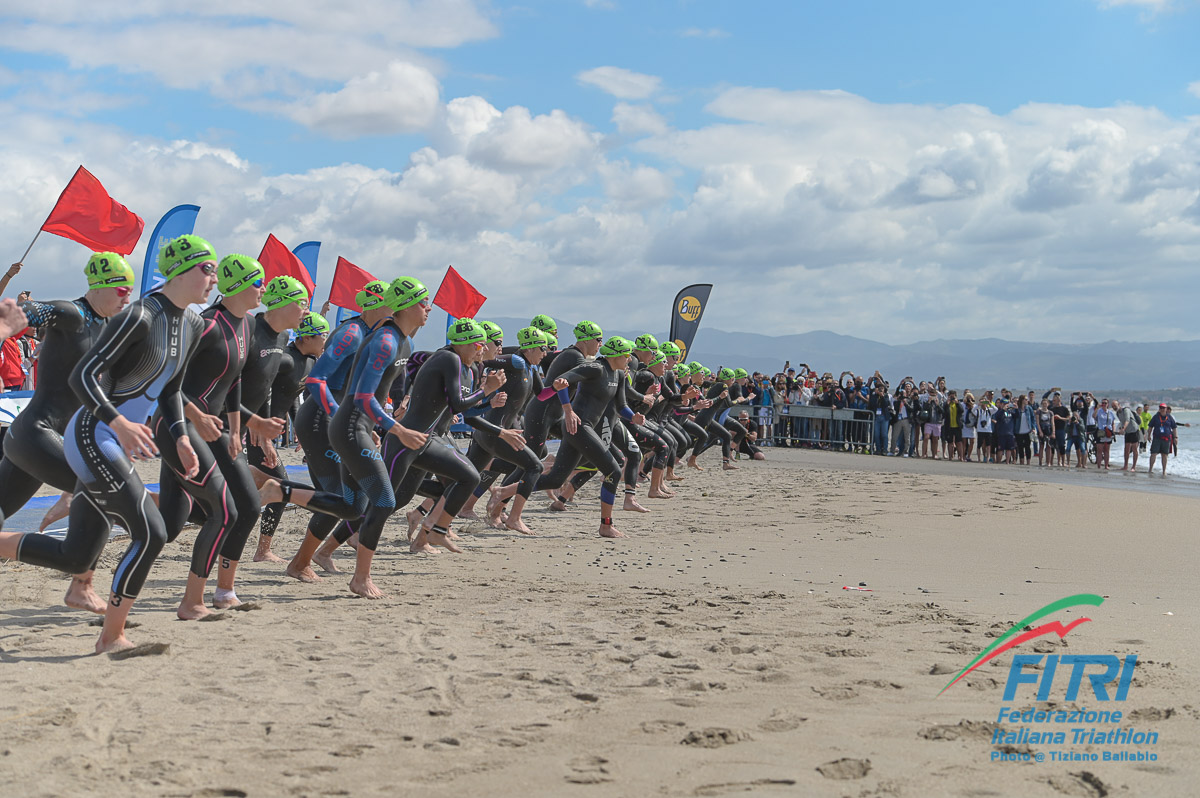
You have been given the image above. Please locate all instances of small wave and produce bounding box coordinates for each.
[1163,448,1200,481]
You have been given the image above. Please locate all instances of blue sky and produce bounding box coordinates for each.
[1,0,1199,343]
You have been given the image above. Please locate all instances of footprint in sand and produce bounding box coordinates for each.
[815,758,871,780]
[108,642,170,660]
[565,754,612,784]
[1047,771,1111,797]
[758,710,806,732]
[693,779,798,796]
[680,728,750,748]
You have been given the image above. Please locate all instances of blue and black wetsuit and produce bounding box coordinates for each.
[152,302,248,580]
[295,315,375,541]
[16,294,204,600]
[0,298,105,530]
[327,319,411,551]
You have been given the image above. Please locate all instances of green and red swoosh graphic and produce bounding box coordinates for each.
[938,593,1105,696]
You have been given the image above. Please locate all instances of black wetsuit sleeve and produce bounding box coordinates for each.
[560,361,604,391]
[465,415,504,435]
[445,358,487,412]
[69,304,150,425]
[20,299,83,334]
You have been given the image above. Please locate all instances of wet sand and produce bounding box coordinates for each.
[1,447,1196,797]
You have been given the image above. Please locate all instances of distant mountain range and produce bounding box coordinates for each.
[411,317,1200,392]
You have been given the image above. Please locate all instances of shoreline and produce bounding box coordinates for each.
[1,448,1196,796]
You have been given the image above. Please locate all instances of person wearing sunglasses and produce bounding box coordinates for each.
[0,251,135,615]
[325,277,434,599]
[1,234,217,654]
[287,279,396,581]
[146,253,265,620]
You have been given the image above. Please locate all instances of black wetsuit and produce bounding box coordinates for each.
[534,358,632,507]
[369,347,490,540]
[152,303,249,580]
[695,381,735,460]
[0,298,105,529]
[256,342,316,539]
[466,353,545,499]
[328,319,411,551]
[17,294,203,600]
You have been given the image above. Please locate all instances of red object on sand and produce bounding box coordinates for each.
[329,257,377,310]
[257,234,316,298]
[40,166,144,255]
[432,265,486,319]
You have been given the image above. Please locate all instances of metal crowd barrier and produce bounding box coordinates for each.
[773,404,876,450]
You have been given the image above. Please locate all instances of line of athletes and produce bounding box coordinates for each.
[0,235,762,654]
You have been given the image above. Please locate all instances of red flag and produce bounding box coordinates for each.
[329,257,377,310]
[432,265,485,318]
[40,166,145,255]
[257,234,315,298]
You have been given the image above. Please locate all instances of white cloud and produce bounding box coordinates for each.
[1189,81,1200,98]
[283,62,441,138]
[680,27,729,38]
[612,102,669,137]
[598,161,675,209]
[1097,0,1172,8]
[465,105,600,174]
[577,66,661,100]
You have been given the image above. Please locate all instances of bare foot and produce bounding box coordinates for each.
[39,492,72,532]
[312,548,341,574]
[543,489,559,502]
[548,499,568,512]
[687,458,703,471]
[96,634,136,655]
[258,478,284,505]
[409,529,439,554]
[647,489,674,499]
[485,494,508,527]
[406,509,424,541]
[599,524,627,538]
[177,602,213,621]
[253,540,285,563]
[665,473,685,481]
[722,462,739,470]
[428,530,464,553]
[64,578,106,615]
[504,516,534,535]
[457,508,480,521]
[349,574,386,599]
[623,496,650,513]
[285,561,323,582]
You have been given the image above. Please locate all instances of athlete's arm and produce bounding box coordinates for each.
[305,322,362,415]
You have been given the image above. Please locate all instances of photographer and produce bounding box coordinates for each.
[867,382,893,455]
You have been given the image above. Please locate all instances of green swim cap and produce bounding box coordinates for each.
[84,252,135,289]
[296,312,330,338]
[217,254,265,297]
[672,364,690,380]
[687,362,704,375]
[385,276,429,312]
[599,336,633,358]
[517,326,547,350]
[733,368,748,380]
[263,275,309,309]
[634,333,659,352]
[530,314,557,335]
[544,333,558,350]
[573,320,603,341]
[158,234,216,280]
[479,320,503,344]
[702,366,713,377]
[356,279,390,310]
[648,349,666,367]
[659,341,681,358]
[448,317,486,345]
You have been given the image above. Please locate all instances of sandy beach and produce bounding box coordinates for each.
[1,447,1197,797]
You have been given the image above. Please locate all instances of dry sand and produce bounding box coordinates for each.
[1,447,1197,797]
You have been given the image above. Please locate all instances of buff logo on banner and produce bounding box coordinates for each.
[669,284,712,362]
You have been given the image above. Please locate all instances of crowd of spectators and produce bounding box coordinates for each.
[739,364,1184,475]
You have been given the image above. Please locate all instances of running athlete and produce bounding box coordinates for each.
[529,314,559,370]
[0,252,133,614]
[326,277,431,599]
[692,367,738,471]
[0,233,215,653]
[631,344,678,499]
[286,279,395,582]
[252,311,330,563]
[530,336,644,539]
[654,341,693,482]
[381,318,506,555]
[152,253,264,619]
[461,325,552,534]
